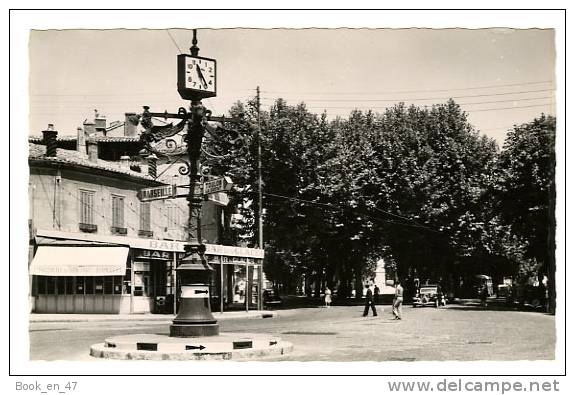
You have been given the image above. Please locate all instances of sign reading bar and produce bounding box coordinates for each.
[138,185,176,201]
[203,176,233,195]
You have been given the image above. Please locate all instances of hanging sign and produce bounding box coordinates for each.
[138,185,176,201]
[203,176,233,195]
[206,191,230,206]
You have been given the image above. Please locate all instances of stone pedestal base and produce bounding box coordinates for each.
[170,323,220,337]
[90,332,293,361]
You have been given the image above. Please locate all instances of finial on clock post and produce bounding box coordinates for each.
[190,29,199,56]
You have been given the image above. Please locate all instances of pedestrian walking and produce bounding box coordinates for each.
[363,284,377,317]
[393,280,404,320]
[374,285,380,305]
[324,287,332,308]
[480,284,489,307]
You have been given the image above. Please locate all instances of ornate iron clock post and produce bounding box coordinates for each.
[138,30,243,337]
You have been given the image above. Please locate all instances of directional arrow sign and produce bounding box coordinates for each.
[203,176,233,195]
[186,345,206,351]
[138,185,176,201]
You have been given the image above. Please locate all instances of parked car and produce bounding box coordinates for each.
[497,283,511,298]
[412,285,446,308]
[263,288,283,308]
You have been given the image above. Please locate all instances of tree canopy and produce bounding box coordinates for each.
[207,97,556,303]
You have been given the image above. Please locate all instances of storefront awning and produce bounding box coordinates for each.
[30,246,129,276]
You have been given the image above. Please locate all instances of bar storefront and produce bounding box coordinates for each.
[30,230,264,314]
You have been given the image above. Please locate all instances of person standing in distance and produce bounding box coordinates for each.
[324,287,332,308]
[363,284,377,317]
[393,280,404,320]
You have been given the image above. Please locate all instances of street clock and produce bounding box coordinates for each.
[177,54,217,100]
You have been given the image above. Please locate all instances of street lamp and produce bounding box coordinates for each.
[138,30,244,337]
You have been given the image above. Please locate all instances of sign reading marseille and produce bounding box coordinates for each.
[138,185,176,201]
[203,176,233,195]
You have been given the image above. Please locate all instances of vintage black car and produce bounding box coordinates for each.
[412,285,446,308]
[263,288,283,308]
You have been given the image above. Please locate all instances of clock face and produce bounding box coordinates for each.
[184,56,216,93]
[177,54,217,100]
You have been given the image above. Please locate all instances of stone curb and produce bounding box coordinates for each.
[90,341,293,361]
[30,311,276,323]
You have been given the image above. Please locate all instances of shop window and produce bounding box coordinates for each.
[76,276,85,294]
[65,277,74,295]
[123,281,131,295]
[56,277,66,295]
[46,277,55,294]
[134,273,150,297]
[113,277,122,295]
[94,276,104,294]
[85,277,94,294]
[31,276,38,296]
[37,276,46,295]
[104,276,113,294]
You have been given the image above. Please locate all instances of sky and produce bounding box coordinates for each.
[28,28,556,146]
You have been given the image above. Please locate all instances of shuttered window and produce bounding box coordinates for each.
[140,202,151,231]
[112,195,125,227]
[80,190,95,224]
[166,204,179,230]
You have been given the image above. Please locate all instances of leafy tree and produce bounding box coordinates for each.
[494,114,556,312]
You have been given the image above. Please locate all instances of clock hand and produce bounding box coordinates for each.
[196,64,208,89]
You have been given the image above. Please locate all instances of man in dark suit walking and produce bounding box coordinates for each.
[363,284,377,317]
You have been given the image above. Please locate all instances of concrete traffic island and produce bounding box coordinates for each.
[90,333,293,361]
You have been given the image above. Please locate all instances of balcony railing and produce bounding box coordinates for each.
[111,226,127,235]
[79,223,98,233]
[138,229,154,238]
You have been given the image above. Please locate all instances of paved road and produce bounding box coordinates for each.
[29,304,555,362]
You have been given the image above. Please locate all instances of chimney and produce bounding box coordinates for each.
[86,139,98,162]
[120,155,131,169]
[76,127,86,154]
[42,124,58,157]
[147,154,158,178]
[124,112,138,137]
[94,109,107,134]
[83,119,95,137]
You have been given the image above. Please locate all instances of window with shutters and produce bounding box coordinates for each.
[166,204,179,230]
[80,190,94,223]
[138,202,153,237]
[111,195,126,234]
[79,189,97,232]
[165,203,182,239]
[140,202,151,230]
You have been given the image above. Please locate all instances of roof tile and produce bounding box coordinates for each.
[28,143,156,182]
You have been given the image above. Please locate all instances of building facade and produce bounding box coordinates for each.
[29,115,263,314]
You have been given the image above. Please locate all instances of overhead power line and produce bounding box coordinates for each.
[30,80,553,98]
[166,29,183,54]
[301,96,554,110]
[263,192,441,234]
[261,80,554,95]
[310,102,555,117]
[260,88,555,103]
[466,103,555,113]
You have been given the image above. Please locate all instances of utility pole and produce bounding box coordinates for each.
[256,86,265,310]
